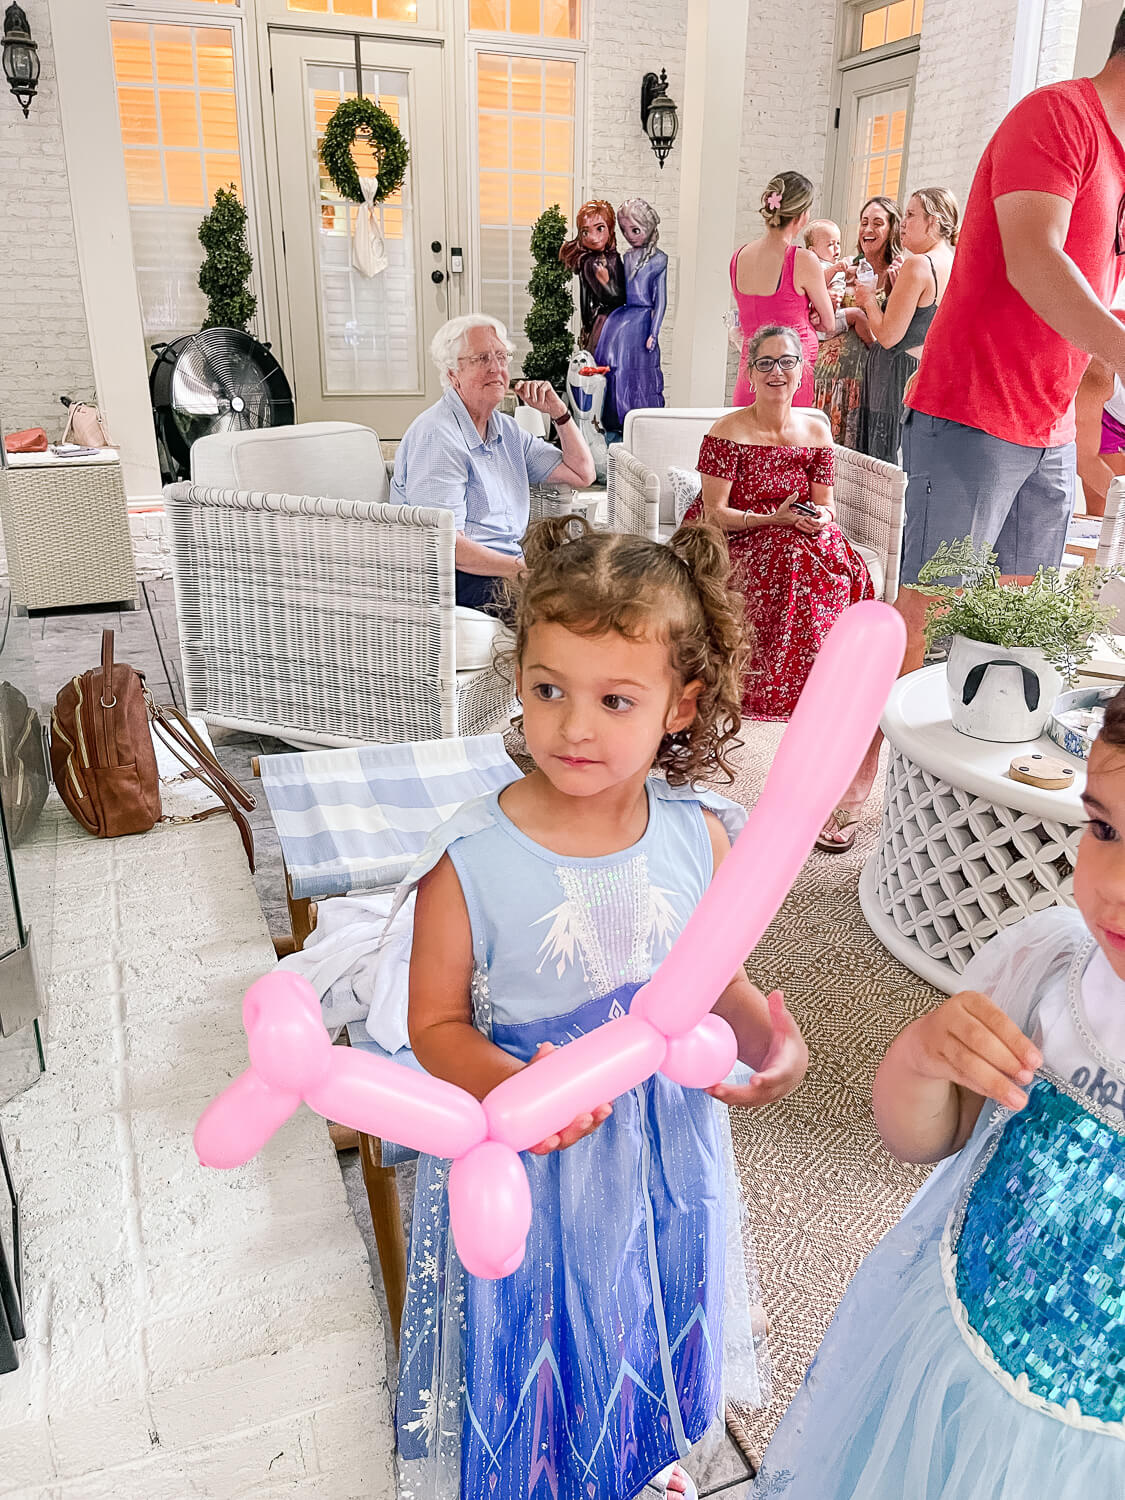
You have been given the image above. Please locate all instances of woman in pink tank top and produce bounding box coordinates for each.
[731,172,833,407]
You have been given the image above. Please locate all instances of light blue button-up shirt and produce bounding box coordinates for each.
[390,387,562,558]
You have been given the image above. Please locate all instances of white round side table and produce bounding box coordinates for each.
[858,665,1087,994]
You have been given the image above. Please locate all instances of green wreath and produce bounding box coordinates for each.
[320,97,409,205]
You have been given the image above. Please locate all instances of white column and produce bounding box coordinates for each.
[667,0,751,407]
[46,0,162,502]
[1009,0,1048,103]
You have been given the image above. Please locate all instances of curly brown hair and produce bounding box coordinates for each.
[1099,685,1125,747]
[502,516,748,786]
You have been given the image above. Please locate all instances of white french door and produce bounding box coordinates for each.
[269,29,452,438]
[830,51,917,250]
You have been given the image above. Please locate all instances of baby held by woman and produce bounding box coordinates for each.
[806,218,849,339]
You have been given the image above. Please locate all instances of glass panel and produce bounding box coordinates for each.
[545,118,571,173]
[884,153,902,201]
[889,108,906,148]
[479,171,510,223]
[118,87,158,147]
[471,0,506,26]
[205,153,242,202]
[111,22,152,83]
[510,57,543,113]
[477,54,509,109]
[308,63,420,394]
[544,174,570,209]
[861,7,886,49]
[913,0,925,28]
[478,114,509,170]
[154,25,195,85]
[335,0,374,12]
[159,89,200,148]
[511,118,541,171]
[197,30,235,88]
[122,149,164,204]
[200,90,238,150]
[885,0,913,42]
[511,173,543,225]
[542,0,578,37]
[543,60,574,114]
[510,0,540,32]
[166,152,205,205]
[479,225,511,282]
[288,0,330,9]
[378,0,419,15]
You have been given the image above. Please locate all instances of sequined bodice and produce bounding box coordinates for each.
[947,1074,1125,1428]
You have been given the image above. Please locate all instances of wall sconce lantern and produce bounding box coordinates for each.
[2,4,39,120]
[640,69,678,169]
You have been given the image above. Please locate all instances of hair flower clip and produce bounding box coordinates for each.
[767,191,782,212]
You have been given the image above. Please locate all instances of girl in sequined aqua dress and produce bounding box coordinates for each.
[395,518,807,1500]
[754,695,1125,1498]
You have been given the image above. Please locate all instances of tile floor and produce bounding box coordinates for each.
[32,580,757,1496]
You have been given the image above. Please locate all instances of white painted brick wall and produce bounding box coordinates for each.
[586,0,688,366]
[0,0,96,440]
[1038,0,1084,82]
[0,804,394,1497]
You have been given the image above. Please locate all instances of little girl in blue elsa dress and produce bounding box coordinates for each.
[754,694,1125,1497]
[394,517,809,1500]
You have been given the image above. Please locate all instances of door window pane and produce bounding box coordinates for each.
[844,85,910,244]
[470,0,580,38]
[111,20,250,347]
[476,52,576,357]
[308,65,420,394]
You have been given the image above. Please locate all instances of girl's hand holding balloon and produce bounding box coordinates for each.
[525,1042,614,1154]
[709,990,809,1109]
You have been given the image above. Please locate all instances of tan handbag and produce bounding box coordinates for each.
[49,629,255,867]
[2,429,47,454]
[61,400,112,449]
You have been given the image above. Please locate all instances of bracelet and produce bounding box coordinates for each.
[554,409,572,427]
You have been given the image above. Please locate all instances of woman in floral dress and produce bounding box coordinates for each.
[684,323,873,721]
[812,196,902,448]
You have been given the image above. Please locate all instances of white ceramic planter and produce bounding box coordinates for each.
[945,635,1063,742]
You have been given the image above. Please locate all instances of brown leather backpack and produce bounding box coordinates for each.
[50,629,255,867]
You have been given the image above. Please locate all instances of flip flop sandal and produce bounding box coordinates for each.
[814,806,860,854]
[647,1462,699,1499]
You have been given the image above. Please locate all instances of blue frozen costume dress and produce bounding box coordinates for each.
[393,779,771,1500]
[754,908,1125,1499]
[595,248,668,432]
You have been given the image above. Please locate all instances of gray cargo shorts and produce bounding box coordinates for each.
[899,411,1076,586]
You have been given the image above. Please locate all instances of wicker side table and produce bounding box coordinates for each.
[0,452,136,612]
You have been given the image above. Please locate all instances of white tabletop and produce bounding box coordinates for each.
[4,447,120,468]
[881,664,1087,823]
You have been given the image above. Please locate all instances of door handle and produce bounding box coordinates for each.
[431,240,442,253]
[431,269,445,284]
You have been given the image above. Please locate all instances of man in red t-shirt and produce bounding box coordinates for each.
[898,18,1125,668]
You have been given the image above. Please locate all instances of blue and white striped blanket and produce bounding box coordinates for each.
[257,733,522,901]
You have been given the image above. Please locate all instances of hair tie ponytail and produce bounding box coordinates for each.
[521,514,592,572]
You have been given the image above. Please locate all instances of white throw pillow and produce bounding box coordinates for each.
[454,606,509,671]
[667,466,703,526]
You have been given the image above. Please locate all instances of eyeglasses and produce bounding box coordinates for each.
[752,354,802,373]
[459,349,511,370]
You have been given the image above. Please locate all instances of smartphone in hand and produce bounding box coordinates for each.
[791,500,821,518]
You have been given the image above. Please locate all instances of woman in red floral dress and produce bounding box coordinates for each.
[686,323,872,725]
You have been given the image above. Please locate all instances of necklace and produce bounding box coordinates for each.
[1065,937,1125,1076]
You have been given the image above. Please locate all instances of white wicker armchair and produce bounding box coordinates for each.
[163,484,517,748]
[607,406,906,602]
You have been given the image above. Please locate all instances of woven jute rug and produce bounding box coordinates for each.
[717,723,942,1467]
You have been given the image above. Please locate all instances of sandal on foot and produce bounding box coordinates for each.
[815,806,860,854]
[648,1462,699,1499]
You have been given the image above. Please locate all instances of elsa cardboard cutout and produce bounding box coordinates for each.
[594,198,667,432]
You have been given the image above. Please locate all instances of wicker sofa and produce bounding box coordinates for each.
[607,406,907,601]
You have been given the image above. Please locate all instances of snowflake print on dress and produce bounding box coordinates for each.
[684,437,873,721]
[533,854,682,993]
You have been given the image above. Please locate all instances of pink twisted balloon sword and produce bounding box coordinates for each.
[195,600,905,1278]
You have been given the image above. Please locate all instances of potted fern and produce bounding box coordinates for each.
[917,538,1122,742]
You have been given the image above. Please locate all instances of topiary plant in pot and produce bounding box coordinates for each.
[917,537,1122,742]
[523,204,574,396]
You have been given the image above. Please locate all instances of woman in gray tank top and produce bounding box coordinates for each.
[854,188,959,464]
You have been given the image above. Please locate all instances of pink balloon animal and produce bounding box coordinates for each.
[195,600,905,1278]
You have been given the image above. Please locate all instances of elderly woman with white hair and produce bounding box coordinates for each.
[391,314,595,614]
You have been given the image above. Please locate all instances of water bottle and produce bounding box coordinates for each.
[855,259,877,290]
